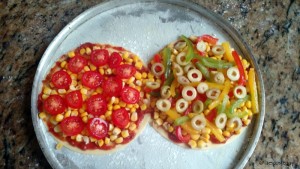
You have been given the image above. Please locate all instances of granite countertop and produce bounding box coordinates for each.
[0,0,299,168]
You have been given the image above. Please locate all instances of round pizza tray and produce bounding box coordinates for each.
[31,0,265,169]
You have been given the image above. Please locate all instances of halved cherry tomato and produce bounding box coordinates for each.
[86,94,107,116]
[60,116,84,136]
[44,95,66,115]
[115,64,136,79]
[90,49,109,67]
[120,87,140,104]
[65,90,83,109]
[102,77,123,97]
[68,55,87,73]
[87,118,108,139]
[112,108,130,129]
[51,70,71,89]
[175,126,191,143]
[205,108,217,122]
[108,52,122,68]
[81,71,103,89]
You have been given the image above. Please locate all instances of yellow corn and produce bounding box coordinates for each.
[41,94,49,100]
[140,104,147,111]
[246,100,252,109]
[107,104,113,111]
[98,139,104,147]
[135,72,142,80]
[113,105,121,110]
[115,137,124,144]
[83,66,90,71]
[112,127,121,135]
[168,126,174,133]
[68,51,75,58]
[38,112,47,119]
[197,140,205,148]
[147,73,154,79]
[122,52,129,59]
[135,62,143,70]
[105,111,112,118]
[55,114,64,122]
[188,140,197,148]
[60,61,67,68]
[129,123,137,131]
[119,101,126,107]
[64,110,71,118]
[104,137,111,145]
[130,107,136,113]
[142,72,148,79]
[131,112,138,122]
[155,118,163,126]
[191,134,200,141]
[223,131,231,137]
[86,47,92,55]
[58,89,66,94]
[82,116,88,123]
[56,142,63,150]
[80,48,85,55]
[90,64,97,71]
[121,130,129,138]
[99,68,105,75]
[110,135,117,141]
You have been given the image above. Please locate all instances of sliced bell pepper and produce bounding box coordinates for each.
[153,54,162,63]
[165,109,181,120]
[248,68,259,114]
[175,126,191,143]
[208,80,231,110]
[174,116,189,126]
[199,57,233,69]
[206,120,225,142]
[183,105,192,116]
[162,47,172,80]
[170,79,179,97]
[205,108,217,122]
[222,42,234,62]
[180,35,195,62]
[205,81,225,90]
[195,62,211,81]
[226,95,250,118]
[232,51,246,86]
[217,95,229,114]
[197,34,218,45]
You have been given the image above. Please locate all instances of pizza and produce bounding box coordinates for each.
[37,43,152,154]
[146,35,259,148]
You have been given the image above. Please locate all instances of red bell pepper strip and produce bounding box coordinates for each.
[175,126,191,143]
[197,35,218,45]
[232,51,246,86]
[183,105,192,116]
[153,54,162,63]
[205,108,217,122]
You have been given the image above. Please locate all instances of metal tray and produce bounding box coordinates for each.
[31,0,265,168]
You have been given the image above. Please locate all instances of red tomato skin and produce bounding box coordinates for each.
[87,118,108,139]
[175,126,191,143]
[116,64,136,79]
[51,70,72,89]
[44,95,66,115]
[90,49,109,67]
[102,77,123,97]
[65,90,83,109]
[60,116,84,136]
[68,55,88,73]
[112,108,130,129]
[75,42,94,55]
[120,87,140,104]
[205,108,217,122]
[108,52,122,68]
[86,94,107,116]
[81,71,103,89]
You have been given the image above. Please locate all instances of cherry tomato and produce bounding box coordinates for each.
[68,55,87,73]
[115,64,136,79]
[108,52,122,68]
[51,70,71,89]
[102,77,123,97]
[87,118,108,139]
[112,108,130,129]
[81,71,103,89]
[175,126,191,143]
[65,90,83,109]
[60,116,84,136]
[44,95,66,115]
[86,94,107,116]
[120,87,140,104]
[90,49,109,67]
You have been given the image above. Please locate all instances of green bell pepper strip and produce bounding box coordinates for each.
[199,57,233,69]
[204,99,213,109]
[174,116,190,126]
[195,62,211,81]
[163,71,174,87]
[162,47,172,80]
[226,95,249,118]
[180,35,195,62]
[217,95,229,114]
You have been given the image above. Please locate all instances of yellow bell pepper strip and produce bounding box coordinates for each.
[195,62,211,81]
[162,47,172,80]
[248,68,259,114]
[165,109,181,119]
[222,42,234,62]
[232,51,246,86]
[208,80,231,110]
[226,95,250,118]
[217,95,229,114]
[180,35,195,62]
[205,82,225,90]
[170,80,178,97]
[206,120,225,142]
[199,57,233,69]
[174,116,189,126]
[204,99,213,110]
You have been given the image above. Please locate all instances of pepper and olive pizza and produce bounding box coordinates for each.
[146,35,259,149]
[37,43,152,154]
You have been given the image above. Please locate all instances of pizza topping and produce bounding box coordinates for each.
[51,70,72,89]
[68,55,87,73]
[60,116,84,136]
[44,95,66,115]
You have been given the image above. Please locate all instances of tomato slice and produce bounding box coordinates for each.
[120,87,140,104]
[60,116,84,136]
[51,70,72,89]
[87,118,108,139]
[86,94,107,116]
[108,52,122,68]
[115,64,136,79]
[44,95,66,115]
[81,71,103,89]
[90,49,109,67]
[112,108,130,129]
[65,90,83,109]
[68,55,87,73]
[175,126,191,143]
[102,77,123,97]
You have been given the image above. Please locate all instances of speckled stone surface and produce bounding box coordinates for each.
[0,0,299,168]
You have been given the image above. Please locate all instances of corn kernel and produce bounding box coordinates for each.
[104,137,111,145]
[130,107,136,113]
[112,127,121,135]
[100,115,106,120]
[109,123,114,131]
[121,130,129,138]
[54,125,61,133]
[55,114,64,122]
[188,140,197,148]
[38,112,47,119]
[80,112,88,117]
[147,73,154,79]
[223,131,231,137]
[80,48,86,55]
[42,94,49,100]
[122,52,129,59]
[107,104,113,111]
[113,105,120,110]
[246,100,252,109]
[50,90,58,95]
[135,62,143,70]
[99,68,105,75]
[56,142,63,150]
[84,66,90,71]
[127,77,135,84]
[119,101,126,107]
[129,123,137,131]
[105,111,112,118]
[168,126,174,133]
[110,135,118,141]
[135,72,142,80]
[68,51,75,58]
[90,137,97,143]
[58,89,66,94]
[202,127,211,134]
[98,139,104,147]
[155,118,163,126]
[76,134,83,142]
[82,116,88,123]
[191,134,200,141]
[43,87,52,95]
[71,110,78,116]
[142,72,147,78]
[197,140,205,148]
[140,104,147,111]
[86,47,92,55]
[60,61,67,68]
[131,112,138,122]
[64,110,71,118]
[115,137,124,144]
[127,58,133,63]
